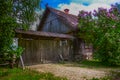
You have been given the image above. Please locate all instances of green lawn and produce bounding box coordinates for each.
[78,60,120,68]
[61,60,120,71]
[0,67,67,80]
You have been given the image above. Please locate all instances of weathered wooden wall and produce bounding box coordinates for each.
[19,39,72,66]
[42,12,71,33]
[73,38,93,61]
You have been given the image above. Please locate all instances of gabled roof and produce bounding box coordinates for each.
[38,7,79,31]
[16,29,74,39]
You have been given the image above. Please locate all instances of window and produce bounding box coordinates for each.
[60,40,68,46]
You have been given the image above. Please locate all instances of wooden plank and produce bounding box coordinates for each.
[19,39,72,65]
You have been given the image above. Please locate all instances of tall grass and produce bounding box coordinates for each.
[0,68,67,80]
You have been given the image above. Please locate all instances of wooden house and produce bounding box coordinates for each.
[16,6,93,66]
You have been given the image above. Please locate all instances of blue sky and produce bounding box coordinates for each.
[41,0,120,15]
[41,0,70,8]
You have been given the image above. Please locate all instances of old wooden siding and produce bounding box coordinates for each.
[73,38,93,61]
[19,39,72,66]
[82,42,93,60]
[42,12,71,33]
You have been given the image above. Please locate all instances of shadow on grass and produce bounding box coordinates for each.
[70,60,120,69]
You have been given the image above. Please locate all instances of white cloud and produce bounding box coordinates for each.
[58,3,111,15]
[70,0,120,5]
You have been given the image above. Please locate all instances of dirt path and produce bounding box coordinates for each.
[28,64,107,80]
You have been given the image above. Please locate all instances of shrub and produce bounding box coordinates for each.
[78,4,120,65]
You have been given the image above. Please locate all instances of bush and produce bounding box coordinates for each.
[0,46,24,68]
[78,4,120,65]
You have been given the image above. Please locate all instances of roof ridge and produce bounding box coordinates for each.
[47,6,78,18]
[47,6,79,30]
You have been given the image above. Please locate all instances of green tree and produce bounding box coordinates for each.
[0,0,40,61]
[78,4,120,65]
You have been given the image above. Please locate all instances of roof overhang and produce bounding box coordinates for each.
[15,29,75,40]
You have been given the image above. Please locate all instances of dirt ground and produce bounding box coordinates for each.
[27,63,108,80]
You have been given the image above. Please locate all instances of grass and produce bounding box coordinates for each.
[61,60,120,70]
[78,60,120,69]
[0,67,67,80]
[78,60,114,68]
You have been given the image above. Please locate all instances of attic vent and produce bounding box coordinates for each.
[57,12,60,14]
[64,9,69,14]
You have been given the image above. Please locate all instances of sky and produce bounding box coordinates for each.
[41,0,120,15]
